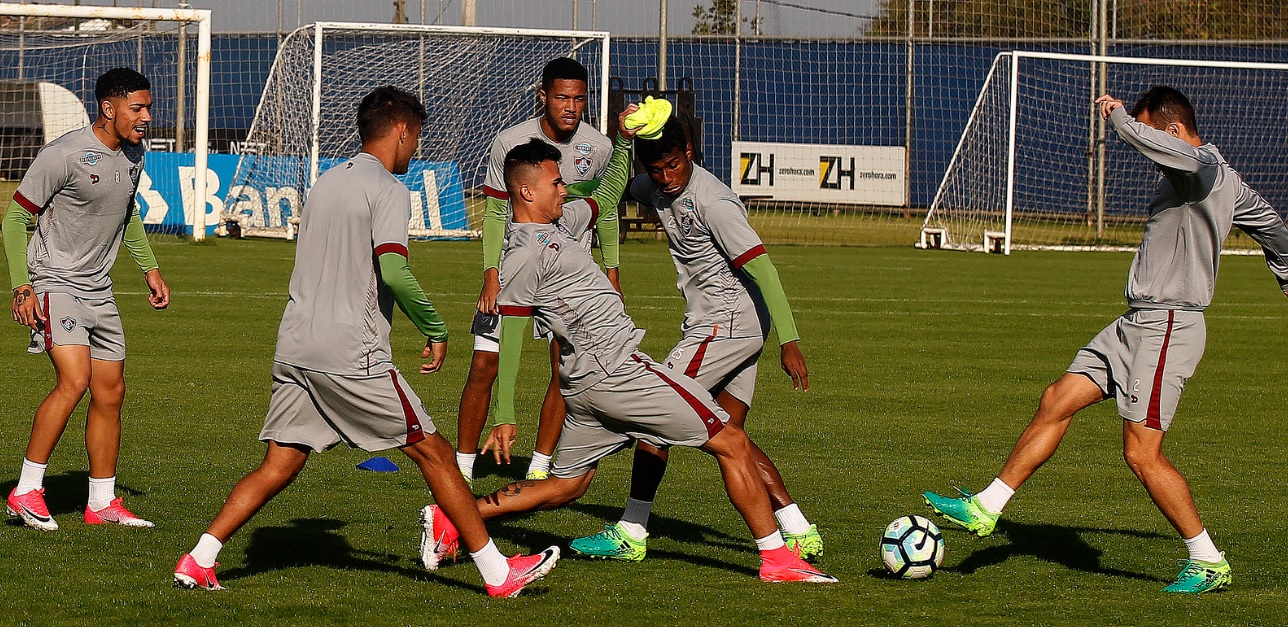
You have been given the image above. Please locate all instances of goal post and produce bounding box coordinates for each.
[0,3,212,240]
[225,22,610,240]
[920,50,1288,254]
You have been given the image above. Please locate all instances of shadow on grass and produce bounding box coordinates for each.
[474,454,532,483]
[480,501,756,577]
[1,471,145,519]
[943,520,1170,582]
[218,517,478,593]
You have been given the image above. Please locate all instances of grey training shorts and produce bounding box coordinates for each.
[259,362,436,452]
[1067,308,1205,431]
[551,352,730,479]
[28,291,125,361]
[664,334,764,406]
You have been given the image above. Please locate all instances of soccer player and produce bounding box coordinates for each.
[568,116,822,563]
[458,56,618,484]
[173,87,558,597]
[922,86,1288,594]
[4,68,168,531]
[419,136,837,584]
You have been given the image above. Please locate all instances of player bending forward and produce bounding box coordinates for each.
[174,87,557,598]
[923,86,1288,594]
[571,114,822,563]
[458,57,619,484]
[4,68,169,531]
[420,137,837,584]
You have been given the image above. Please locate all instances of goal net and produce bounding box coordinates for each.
[920,51,1288,254]
[0,4,212,239]
[224,22,608,239]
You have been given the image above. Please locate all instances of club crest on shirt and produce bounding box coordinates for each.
[575,156,591,176]
[678,198,696,236]
[575,142,593,156]
[81,151,101,166]
[60,317,76,332]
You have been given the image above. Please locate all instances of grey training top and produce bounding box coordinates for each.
[497,202,644,394]
[630,166,770,339]
[1108,108,1288,310]
[274,153,414,376]
[14,126,144,298]
[482,117,613,201]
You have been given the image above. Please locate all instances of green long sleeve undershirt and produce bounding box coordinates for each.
[493,314,530,425]
[481,135,633,271]
[741,254,800,345]
[3,199,32,290]
[123,204,159,275]
[378,251,449,343]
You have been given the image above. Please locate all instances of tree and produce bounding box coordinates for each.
[866,0,1288,40]
[691,0,762,35]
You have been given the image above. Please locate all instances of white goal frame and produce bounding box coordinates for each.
[0,3,213,240]
[229,21,610,240]
[921,50,1288,255]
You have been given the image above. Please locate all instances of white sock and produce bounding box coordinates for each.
[191,533,223,568]
[470,539,510,587]
[773,503,811,535]
[620,497,653,534]
[527,451,552,475]
[15,458,47,495]
[754,531,786,552]
[975,478,1015,514]
[87,475,116,511]
[1183,529,1223,563]
[455,452,476,482]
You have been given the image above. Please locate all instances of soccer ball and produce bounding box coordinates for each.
[880,515,945,579]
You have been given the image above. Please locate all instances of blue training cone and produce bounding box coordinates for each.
[357,456,400,472]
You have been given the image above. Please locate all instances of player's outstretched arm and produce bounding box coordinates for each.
[1099,97,1209,174]
[122,204,169,309]
[377,251,449,372]
[741,254,808,391]
[4,199,44,330]
[484,314,529,464]
[1231,186,1288,297]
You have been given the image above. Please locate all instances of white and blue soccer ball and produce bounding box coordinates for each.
[881,515,945,579]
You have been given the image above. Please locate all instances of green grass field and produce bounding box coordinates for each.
[2,239,1286,624]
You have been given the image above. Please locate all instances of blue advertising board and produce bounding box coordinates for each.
[135,151,468,237]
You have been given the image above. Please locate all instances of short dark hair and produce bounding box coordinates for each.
[503,138,563,193]
[636,117,689,165]
[95,68,150,103]
[357,86,428,143]
[541,57,589,91]
[1129,86,1199,135]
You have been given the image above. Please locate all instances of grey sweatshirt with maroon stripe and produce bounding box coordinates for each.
[1108,107,1288,310]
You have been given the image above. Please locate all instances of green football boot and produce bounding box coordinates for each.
[568,523,647,562]
[525,469,550,481]
[922,487,1000,537]
[784,524,824,562]
[1161,555,1231,594]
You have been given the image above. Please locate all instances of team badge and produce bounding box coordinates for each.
[575,142,592,155]
[60,317,76,332]
[81,151,101,166]
[575,156,591,176]
[678,199,696,236]
[89,174,100,185]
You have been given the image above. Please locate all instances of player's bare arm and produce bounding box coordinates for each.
[780,340,809,392]
[11,285,45,330]
[477,268,501,314]
[144,269,170,309]
[481,423,517,465]
[421,339,447,374]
